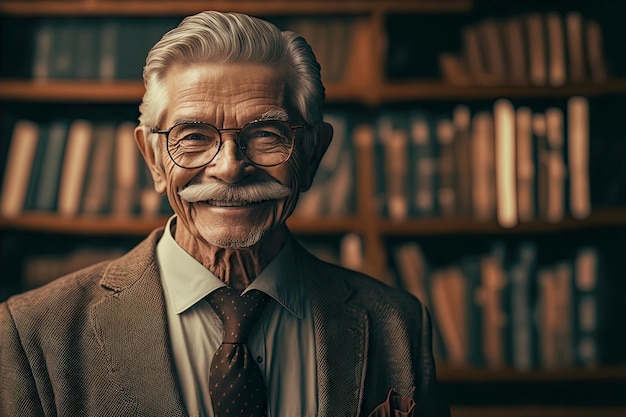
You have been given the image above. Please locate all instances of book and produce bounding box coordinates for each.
[565,12,586,83]
[112,121,139,217]
[32,20,54,81]
[409,112,437,217]
[574,247,600,367]
[477,18,506,84]
[436,118,456,216]
[453,105,472,216]
[567,96,591,219]
[49,19,76,79]
[546,13,566,86]
[510,241,538,370]
[494,99,518,228]
[384,127,410,220]
[502,16,528,85]
[462,25,494,85]
[516,106,535,222]
[585,19,608,83]
[74,20,100,80]
[57,119,93,217]
[393,242,430,306]
[471,111,496,221]
[82,123,116,215]
[99,20,119,80]
[525,13,548,86]
[533,113,550,220]
[340,233,364,273]
[0,120,40,218]
[23,123,49,211]
[477,242,508,368]
[34,120,70,212]
[545,107,566,223]
[430,266,469,367]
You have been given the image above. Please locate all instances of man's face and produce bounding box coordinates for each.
[151,62,307,248]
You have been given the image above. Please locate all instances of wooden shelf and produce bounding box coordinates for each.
[450,406,626,417]
[0,0,472,16]
[379,79,626,101]
[1,209,624,237]
[4,79,626,104]
[379,208,626,236]
[0,213,365,236]
[438,365,626,382]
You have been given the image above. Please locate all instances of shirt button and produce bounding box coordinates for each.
[256,356,263,364]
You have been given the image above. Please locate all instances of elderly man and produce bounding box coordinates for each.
[0,11,449,417]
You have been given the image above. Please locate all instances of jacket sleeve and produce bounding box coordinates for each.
[0,302,46,417]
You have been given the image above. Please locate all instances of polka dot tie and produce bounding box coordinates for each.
[206,287,270,417]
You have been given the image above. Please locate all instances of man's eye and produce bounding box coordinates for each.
[182,133,211,141]
[251,130,280,138]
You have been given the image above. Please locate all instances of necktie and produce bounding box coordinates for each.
[206,287,270,417]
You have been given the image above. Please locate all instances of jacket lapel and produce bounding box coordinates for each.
[91,230,186,416]
[297,243,369,417]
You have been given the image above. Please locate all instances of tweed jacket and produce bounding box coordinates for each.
[0,228,450,417]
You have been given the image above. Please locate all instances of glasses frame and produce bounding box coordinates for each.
[151,119,306,169]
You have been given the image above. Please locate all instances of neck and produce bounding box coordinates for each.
[173,222,290,292]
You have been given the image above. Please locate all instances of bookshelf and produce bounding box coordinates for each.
[1,1,625,416]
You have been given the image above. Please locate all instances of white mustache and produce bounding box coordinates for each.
[178,181,292,203]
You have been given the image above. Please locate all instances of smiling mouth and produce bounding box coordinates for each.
[203,200,267,207]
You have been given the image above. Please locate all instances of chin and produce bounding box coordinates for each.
[200,225,266,249]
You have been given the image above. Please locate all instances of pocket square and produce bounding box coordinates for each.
[367,389,415,417]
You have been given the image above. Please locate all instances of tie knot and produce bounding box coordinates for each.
[206,287,269,344]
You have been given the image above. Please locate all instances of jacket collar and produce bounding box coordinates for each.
[92,228,187,416]
[294,241,369,417]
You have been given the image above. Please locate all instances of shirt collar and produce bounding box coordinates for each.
[157,216,303,319]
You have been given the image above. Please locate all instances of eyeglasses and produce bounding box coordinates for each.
[151,120,305,169]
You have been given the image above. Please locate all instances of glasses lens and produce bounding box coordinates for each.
[167,123,221,168]
[240,121,294,166]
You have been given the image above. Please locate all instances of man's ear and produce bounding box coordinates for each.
[301,121,333,192]
[134,126,167,194]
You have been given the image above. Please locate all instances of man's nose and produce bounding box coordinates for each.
[207,133,248,183]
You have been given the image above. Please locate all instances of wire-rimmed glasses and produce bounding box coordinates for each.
[151,119,305,169]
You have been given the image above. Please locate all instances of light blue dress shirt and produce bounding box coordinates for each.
[156,216,317,417]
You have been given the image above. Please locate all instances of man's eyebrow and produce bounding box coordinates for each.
[257,110,289,122]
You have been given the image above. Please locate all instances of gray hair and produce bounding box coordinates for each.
[138,11,325,167]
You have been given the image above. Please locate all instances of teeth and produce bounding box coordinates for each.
[204,200,259,207]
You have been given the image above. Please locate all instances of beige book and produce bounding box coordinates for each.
[494,99,518,228]
[0,120,40,218]
[567,96,591,219]
[385,130,409,220]
[57,120,93,217]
